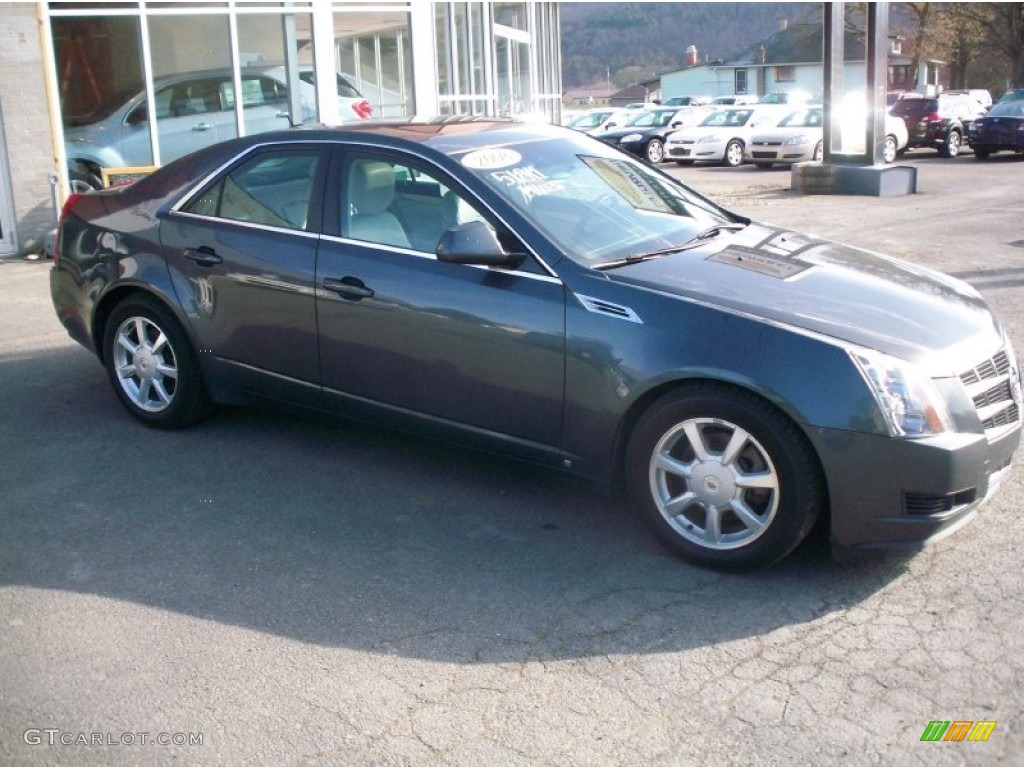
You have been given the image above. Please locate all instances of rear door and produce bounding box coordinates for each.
[162,145,326,407]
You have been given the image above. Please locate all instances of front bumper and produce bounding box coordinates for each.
[666,142,723,162]
[815,422,1020,552]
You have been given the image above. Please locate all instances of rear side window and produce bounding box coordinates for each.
[892,99,937,118]
[185,150,321,231]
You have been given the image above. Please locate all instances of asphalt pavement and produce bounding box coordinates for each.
[1,151,1022,765]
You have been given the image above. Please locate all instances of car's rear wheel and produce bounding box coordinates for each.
[942,130,962,158]
[722,140,744,167]
[103,295,210,429]
[69,164,102,193]
[812,141,824,162]
[883,135,898,163]
[645,138,665,164]
[626,384,823,571]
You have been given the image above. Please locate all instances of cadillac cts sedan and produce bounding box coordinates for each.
[50,121,1021,571]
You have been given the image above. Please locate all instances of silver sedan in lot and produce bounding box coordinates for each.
[664,107,782,167]
[746,105,909,167]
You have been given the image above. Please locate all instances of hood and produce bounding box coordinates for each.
[605,223,998,369]
[600,125,664,140]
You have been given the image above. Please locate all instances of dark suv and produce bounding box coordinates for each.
[890,94,986,158]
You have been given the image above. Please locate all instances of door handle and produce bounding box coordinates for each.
[183,246,222,266]
[323,276,374,300]
[192,122,213,132]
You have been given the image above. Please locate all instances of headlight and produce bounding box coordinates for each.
[850,349,954,437]
[696,135,719,144]
[784,134,810,145]
[620,133,643,143]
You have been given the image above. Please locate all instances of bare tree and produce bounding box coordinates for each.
[954,2,1024,87]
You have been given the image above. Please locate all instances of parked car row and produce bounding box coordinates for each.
[575,101,910,168]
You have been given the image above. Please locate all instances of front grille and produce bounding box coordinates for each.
[959,348,1020,439]
[752,151,777,159]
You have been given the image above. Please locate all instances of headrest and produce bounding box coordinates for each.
[349,160,395,215]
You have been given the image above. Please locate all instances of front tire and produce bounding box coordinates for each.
[721,139,744,167]
[626,384,824,571]
[645,138,665,164]
[103,295,210,429]
[812,141,824,162]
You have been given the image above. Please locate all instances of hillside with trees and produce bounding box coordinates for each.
[561,3,1024,96]
[560,3,820,89]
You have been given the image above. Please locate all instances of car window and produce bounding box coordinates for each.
[892,99,936,118]
[168,78,224,117]
[343,155,496,254]
[700,109,753,127]
[221,76,288,110]
[184,149,320,231]
[780,109,822,127]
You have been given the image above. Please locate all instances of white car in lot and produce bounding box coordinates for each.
[664,107,782,167]
[565,107,631,135]
[746,103,909,167]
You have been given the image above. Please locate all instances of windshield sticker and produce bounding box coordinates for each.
[580,157,674,214]
[461,148,522,170]
[490,166,566,203]
[708,246,811,279]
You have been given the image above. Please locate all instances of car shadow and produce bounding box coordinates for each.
[0,345,913,663]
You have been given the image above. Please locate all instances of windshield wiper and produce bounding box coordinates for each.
[594,222,747,271]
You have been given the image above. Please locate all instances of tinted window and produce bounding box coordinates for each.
[185,150,320,231]
[891,99,937,118]
[987,101,1024,117]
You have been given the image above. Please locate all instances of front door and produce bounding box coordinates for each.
[315,149,565,459]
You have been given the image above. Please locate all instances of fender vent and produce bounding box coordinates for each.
[575,294,642,324]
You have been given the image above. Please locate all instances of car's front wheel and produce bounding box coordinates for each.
[942,130,962,158]
[721,140,744,167]
[883,135,898,163]
[812,141,824,162]
[626,384,823,571]
[645,138,665,164]
[103,295,210,429]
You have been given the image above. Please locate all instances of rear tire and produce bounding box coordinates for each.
[103,295,210,429]
[626,383,824,571]
[941,130,962,158]
[883,135,898,163]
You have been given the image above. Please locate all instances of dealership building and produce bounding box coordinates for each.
[0,1,561,256]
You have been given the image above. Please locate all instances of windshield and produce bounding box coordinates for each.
[452,131,735,267]
[986,100,1024,117]
[779,108,822,128]
[699,109,755,127]
[626,110,678,128]
[569,111,610,128]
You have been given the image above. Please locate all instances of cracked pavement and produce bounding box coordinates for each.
[1,152,1022,765]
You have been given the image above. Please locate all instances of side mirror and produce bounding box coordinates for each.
[436,221,524,269]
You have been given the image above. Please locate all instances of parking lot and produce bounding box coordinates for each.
[1,151,1022,765]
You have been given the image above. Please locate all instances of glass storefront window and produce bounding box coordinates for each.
[333,10,412,119]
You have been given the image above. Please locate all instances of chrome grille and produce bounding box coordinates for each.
[959,347,1020,439]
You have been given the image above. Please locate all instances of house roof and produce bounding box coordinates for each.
[610,83,649,100]
[721,22,866,67]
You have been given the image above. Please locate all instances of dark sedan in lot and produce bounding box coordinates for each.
[967,100,1024,159]
[50,121,1021,571]
[595,107,707,164]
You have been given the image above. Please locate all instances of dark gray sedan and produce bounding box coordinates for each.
[50,121,1021,570]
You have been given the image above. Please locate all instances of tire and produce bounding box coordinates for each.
[69,164,102,193]
[625,383,824,571]
[812,141,823,162]
[645,138,665,164]
[754,162,774,169]
[883,135,898,164]
[974,148,991,160]
[102,295,210,429]
[942,130,962,158]
[721,139,744,167]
